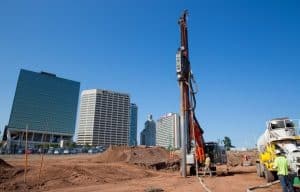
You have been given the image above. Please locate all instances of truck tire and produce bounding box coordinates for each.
[190,165,196,176]
[256,163,263,177]
[264,169,275,182]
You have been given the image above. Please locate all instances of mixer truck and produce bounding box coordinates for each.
[256,117,300,182]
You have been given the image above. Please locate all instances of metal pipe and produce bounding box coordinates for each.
[24,125,28,183]
[191,111,199,177]
[180,81,187,177]
[39,123,46,183]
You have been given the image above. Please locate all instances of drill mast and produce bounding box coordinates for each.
[176,10,205,177]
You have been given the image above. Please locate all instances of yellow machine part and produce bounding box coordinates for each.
[259,144,276,171]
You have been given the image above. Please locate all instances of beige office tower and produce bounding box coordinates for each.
[156,113,181,149]
[77,89,130,146]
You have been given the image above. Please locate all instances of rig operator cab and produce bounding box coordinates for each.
[186,142,227,175]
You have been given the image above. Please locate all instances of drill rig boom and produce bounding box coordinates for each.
[176,10,206,177]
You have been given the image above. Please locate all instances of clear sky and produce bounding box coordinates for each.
[1,0,300,148]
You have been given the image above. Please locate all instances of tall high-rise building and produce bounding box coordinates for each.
[129,103,138,146]
[140,114,156,146]
[156,113,180,149]
[77,89,130,146]
[4,69,80,152]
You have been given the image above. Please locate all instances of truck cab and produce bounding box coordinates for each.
[257,118,300,182]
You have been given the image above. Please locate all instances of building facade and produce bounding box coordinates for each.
[77,89,130,147]
[4,69,80,152]
[129,103,138,146]
[140,114,156,146]
[156,113,180,149]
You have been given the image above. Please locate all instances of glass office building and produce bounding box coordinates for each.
[4,69,80,152]
[140,114,156,146]
[129,103,138,146]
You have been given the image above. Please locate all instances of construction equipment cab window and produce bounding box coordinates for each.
[270,120,295,129]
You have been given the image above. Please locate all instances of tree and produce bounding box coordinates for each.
[84,143,91,148]
[223,136,235,151]
[49,143,59,148]
[66,141,77,148]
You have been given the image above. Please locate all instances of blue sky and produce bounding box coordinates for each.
[1,0,300,148]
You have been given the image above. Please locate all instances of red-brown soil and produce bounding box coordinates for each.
[0,147,282,192]
[226,149,258,167]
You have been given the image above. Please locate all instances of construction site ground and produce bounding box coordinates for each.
[0,146,281,192]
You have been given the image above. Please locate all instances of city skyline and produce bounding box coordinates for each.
[1,1,300,148]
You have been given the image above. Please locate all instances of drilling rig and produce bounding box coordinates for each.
[176,10,227,177]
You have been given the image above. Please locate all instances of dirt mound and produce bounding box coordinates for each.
[0,151,282,192]
[227,149,258,167]
[1,164,155,192]
[0,147,180,191]
[93,146,180,170]
[0,158,13,168]
[95,146,131,163]
[1,155,157,192]
[0,158,24,189]
[126,146,170,165]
